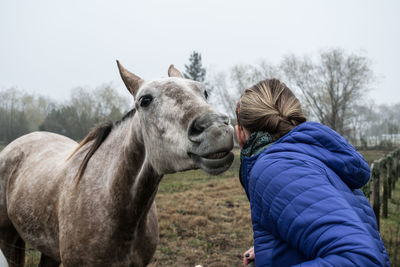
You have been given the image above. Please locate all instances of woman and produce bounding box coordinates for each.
[236,79,390,266]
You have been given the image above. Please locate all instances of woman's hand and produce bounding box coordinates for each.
[242,246,254,266]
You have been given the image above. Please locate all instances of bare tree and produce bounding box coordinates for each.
[281,48,373,136]
[205,60,279,119]
[230,60,280,96]
[0,88,33,143]
[206,60,280,120]
[347,101,377,147]
[39,84,131,141]
[21,94,55,132]
[94,83,130,121]
[207,71,237,119]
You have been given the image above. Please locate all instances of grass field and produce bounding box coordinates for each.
[380,185,400,265]
[10,149,400,266]
[148,154,251,266]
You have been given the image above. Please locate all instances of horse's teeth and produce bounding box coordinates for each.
[205,152,227,159]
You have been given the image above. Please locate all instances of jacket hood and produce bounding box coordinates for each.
[265,122,370,189]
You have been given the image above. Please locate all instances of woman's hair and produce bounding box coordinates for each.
[236,79,306,140]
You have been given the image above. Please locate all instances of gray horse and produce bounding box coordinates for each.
[0,62,234,266]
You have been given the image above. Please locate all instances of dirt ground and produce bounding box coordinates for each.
[149,167,252,266]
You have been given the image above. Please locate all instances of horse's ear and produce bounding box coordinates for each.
[116,60,143,97]
[168,64,184,78]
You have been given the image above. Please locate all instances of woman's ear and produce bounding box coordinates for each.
[235,125,250,148]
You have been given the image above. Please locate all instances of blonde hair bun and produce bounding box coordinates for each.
[238,79,306,139]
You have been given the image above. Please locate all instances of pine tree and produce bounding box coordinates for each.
[184,51,206,82]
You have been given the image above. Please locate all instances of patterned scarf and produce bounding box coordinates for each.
[239,131,275,189]
[240,131,275,161]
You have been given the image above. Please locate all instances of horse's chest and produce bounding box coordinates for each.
[60,238,146,266]
[59,208,158,266]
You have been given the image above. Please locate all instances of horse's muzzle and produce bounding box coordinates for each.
[188,112,234,175]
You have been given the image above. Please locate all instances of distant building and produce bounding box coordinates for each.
[354,134,400,148]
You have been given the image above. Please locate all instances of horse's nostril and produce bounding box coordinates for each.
[220,115,230,126]
[189,117,206,137]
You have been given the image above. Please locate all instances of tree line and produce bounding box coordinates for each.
[0,84,130,144]
[0,48,399,148]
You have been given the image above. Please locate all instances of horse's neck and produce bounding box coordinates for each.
[105,117,163,225]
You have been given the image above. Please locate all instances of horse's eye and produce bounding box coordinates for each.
[139,95,153,107]
[204,90,208,99]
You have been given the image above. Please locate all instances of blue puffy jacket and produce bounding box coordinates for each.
[241,122,390,266]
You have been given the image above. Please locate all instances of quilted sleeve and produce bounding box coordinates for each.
[249,158,385,266]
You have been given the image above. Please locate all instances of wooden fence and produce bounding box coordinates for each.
[367,148,400,230]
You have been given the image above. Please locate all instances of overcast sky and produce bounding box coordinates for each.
[1,0,399,104]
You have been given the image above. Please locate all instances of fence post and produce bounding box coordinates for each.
[396,150,399,181]
[391,149,399,189]
[371,161,381,229]
[387,156,393,199]
[390,152,396,191]
[381,159,388,219]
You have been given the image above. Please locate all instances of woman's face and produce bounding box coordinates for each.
[235,99,251,148]
[235,125,251,148]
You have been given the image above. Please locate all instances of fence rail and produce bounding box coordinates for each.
[368,148,400,230]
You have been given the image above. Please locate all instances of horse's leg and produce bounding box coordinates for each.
[0,227,25,267]
[38,254,60,267]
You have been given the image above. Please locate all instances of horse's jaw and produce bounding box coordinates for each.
[189,151,235,175]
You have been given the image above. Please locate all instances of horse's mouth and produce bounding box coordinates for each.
[203,151,229,159]
[189,151,234,175]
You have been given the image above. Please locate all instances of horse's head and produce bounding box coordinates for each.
[117,61,234,175]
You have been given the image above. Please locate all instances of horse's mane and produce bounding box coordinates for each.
[68,108,136,186]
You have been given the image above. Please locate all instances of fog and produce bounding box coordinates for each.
[1,0,399,103]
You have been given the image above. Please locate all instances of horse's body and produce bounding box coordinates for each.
[0,63,234,266]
